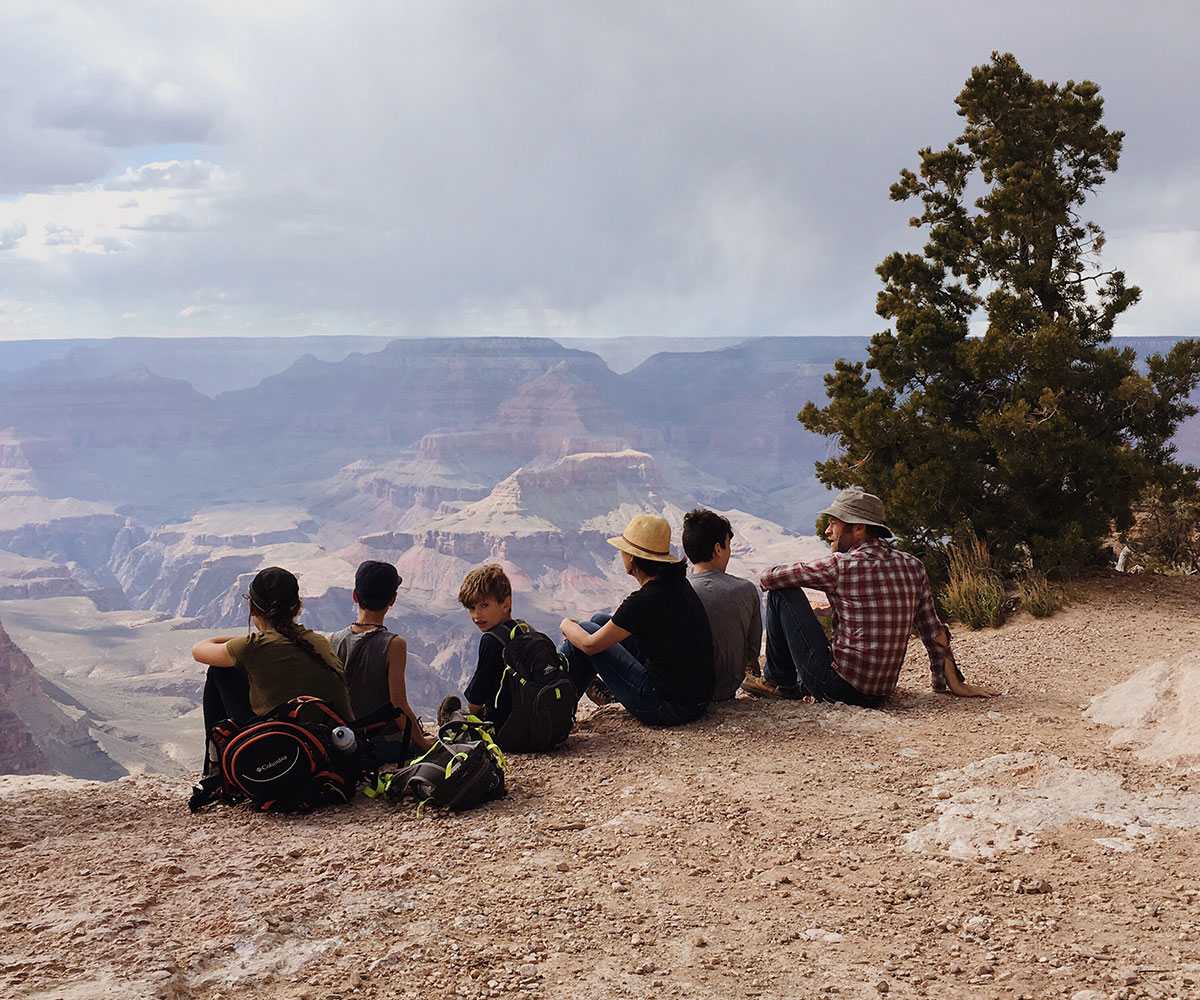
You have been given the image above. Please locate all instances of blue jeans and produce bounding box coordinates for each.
[560,613,707,727]
[764,588,884,708]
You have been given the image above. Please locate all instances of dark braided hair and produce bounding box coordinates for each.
[247,567,342,677]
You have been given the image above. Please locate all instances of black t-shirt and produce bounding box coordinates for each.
[611,568,715,705]
[463,619,517,729]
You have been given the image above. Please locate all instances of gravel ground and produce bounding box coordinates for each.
[2,570,1198,1000]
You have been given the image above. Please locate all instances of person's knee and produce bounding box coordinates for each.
[589,612,611,627]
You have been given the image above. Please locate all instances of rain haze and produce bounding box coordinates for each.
[0,1,1196,344]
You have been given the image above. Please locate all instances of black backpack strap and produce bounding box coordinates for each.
[485,620,531,647]
[188,772,225,813]
[350,701,406,731]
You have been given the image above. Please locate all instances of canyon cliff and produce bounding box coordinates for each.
[0,614,123,778]
[0,334,1195,778]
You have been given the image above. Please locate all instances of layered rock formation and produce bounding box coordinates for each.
[0,614,123,778]
[0,553,89,601]
[2,333,1192,778]
[112,505,357,628]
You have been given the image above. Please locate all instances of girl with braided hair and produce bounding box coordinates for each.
[193,567,353,744]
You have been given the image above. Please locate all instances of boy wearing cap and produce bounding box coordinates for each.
[330,561,433,752]
[745,489,993,705]
[559,513,715,727]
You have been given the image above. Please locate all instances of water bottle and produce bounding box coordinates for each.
[330,726,357,753]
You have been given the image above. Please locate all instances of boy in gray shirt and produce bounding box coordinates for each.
[682,509,763,700]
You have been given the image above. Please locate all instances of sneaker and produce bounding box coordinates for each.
[437,694,462,726]
[741,674,801,700]
[585,679,617,706]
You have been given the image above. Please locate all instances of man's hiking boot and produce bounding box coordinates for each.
[741,674,802,700]
[585,679,617,706]
[437,695,462,726]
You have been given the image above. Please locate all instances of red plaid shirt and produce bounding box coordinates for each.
[759,540,946,697]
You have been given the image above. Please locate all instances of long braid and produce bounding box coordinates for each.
[248,567,343,678]
[268,612,344,678]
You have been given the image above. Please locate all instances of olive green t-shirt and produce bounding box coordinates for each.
[225,628,353,720]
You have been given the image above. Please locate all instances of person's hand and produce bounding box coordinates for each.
[941,650,998,698]
[559,617,578,634]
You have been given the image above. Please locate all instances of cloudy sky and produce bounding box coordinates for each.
[0,1,1195,343]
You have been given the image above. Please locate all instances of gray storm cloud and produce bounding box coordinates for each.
[0,1,1196,340]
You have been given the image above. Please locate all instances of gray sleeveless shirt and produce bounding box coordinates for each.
[330,625,395,719]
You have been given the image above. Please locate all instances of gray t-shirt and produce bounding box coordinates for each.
[688,569,763,700]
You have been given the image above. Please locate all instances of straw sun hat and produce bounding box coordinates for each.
[607,513,682,563]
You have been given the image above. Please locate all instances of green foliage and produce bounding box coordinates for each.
[1018,571,1062,618]
[799,52,1200,573]
[939,534,1007,629]
[1121,488,1200,575]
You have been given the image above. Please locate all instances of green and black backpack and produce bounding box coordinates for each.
[486,620,576,753]
[383,711,507,813]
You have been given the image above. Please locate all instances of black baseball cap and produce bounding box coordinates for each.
[355,560,401,609]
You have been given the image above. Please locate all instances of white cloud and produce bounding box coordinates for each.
[120,213,198,233]
[1107,228,1200,339]
[89,234,132,254]
[43,223,83,247]
[177,305,210,318]
[0,1,1197,341]
[0,158,224,265]
[106,160,221,192]
[35,67,216,148]
[0,222,27,251]
[0,298,35,326]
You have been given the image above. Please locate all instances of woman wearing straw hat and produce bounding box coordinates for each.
[559,513,715,726]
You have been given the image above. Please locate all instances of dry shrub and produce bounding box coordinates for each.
[1122,491,1200,575]
[940,535,1007,629]
[1019,570,1061,618]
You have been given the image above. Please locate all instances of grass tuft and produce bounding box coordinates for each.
[940,535,1007,629]
[1019,570,1062,618]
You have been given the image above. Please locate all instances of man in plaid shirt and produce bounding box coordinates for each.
[743,489,993,705]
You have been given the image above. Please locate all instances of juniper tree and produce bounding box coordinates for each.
[801,52,1200,572]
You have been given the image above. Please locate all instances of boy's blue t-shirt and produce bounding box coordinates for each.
[463,618,518,728]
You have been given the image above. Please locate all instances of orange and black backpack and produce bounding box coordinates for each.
[189,696,409,813]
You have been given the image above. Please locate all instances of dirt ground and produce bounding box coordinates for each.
[2,571,1198,1000]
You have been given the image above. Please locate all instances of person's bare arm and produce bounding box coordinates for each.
[560,618,630,655]
[932,627,998,698]
[385,635,432,751]
[192,638,237,667]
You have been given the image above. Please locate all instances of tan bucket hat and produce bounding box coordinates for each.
[817,489,892,537]
[607,513,682,563]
